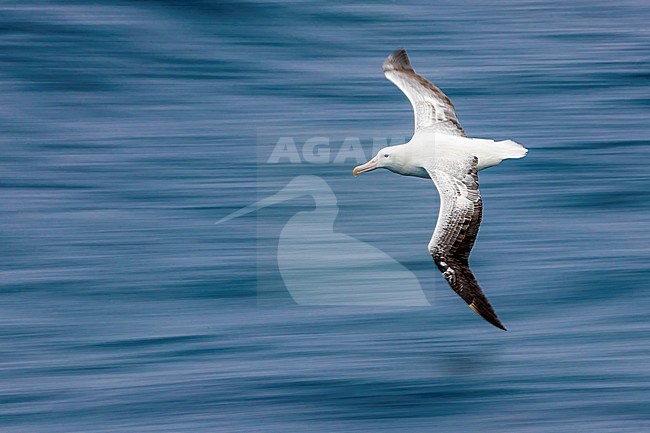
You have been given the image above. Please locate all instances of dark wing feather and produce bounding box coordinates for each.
[383,49,465,136]
[424,157,506,330]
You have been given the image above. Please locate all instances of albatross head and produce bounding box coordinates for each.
[353,146,405,176]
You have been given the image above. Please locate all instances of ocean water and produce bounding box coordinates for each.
[1,1,649,432]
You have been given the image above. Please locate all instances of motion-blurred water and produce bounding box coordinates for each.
[1,1,649,432]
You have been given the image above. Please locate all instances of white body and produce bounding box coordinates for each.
[383,131,528,179]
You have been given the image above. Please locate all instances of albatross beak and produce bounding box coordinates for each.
[353,157,378,176]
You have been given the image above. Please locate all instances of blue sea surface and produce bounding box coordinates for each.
[1,1,649,432]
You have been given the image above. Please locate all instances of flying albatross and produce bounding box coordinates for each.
[353,49,528,330]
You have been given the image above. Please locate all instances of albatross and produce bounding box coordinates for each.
[353,49,528,330]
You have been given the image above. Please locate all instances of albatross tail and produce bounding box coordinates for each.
[492,139,528,160]
[467,137,528,170]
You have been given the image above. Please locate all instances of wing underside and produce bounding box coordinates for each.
[383,48,465,136]
[424,156,506,330]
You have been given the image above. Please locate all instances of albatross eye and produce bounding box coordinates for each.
[383,154,389,158]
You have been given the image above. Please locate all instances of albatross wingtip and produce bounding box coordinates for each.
[383,48,412,72]
[468,300,507,331]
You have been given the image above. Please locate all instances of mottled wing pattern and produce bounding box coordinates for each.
[424,156,506,330]
[383,48,465,136]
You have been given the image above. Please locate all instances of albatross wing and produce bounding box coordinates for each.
[424,156,506,330]
[383,48,465,137]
